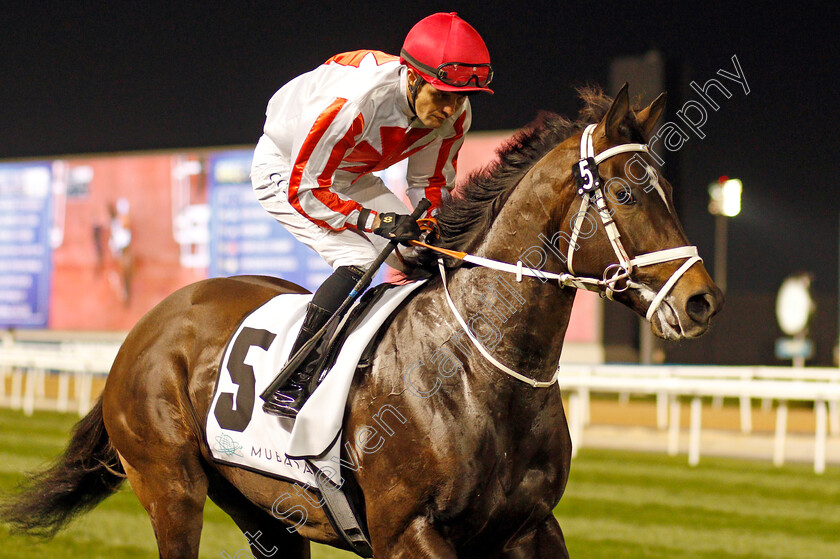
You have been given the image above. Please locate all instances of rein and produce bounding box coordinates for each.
[436,259,559,388]
[414,124,702,388]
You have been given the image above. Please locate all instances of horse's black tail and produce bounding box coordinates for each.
[0,397,126,537]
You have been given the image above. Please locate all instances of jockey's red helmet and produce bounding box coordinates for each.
[400,12,494,94]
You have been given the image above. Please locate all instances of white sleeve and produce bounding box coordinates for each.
[278,97,374,231]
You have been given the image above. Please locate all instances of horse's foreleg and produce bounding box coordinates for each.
[374,517,457,559]
[118,452,208,559]
[498,514,570,559]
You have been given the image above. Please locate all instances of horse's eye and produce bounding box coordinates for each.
[615,188,636,206]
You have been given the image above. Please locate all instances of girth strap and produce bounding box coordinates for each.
[307,460,374,557]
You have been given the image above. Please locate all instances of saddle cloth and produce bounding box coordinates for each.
[205,280,426,488]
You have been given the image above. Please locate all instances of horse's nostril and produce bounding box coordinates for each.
[686,292,712,323]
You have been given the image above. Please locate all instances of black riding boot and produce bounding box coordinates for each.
[262,302,332,417]
[262,265,365,418]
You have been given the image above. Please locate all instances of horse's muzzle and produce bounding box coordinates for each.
[658,283,724,340]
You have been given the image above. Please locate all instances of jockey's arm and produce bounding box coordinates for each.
[269,98,378,233]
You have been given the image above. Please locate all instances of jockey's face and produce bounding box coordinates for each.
[408,70,467,128]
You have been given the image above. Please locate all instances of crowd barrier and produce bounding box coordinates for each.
[0,341,120,416]
[559,364,840,474]
[2,341,839,472]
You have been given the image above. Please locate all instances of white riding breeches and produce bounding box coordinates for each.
[252,170,413,271]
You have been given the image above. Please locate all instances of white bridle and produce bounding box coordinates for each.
[567,124,701,321]
[435,123,702,388]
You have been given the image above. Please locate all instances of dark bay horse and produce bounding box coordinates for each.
[1,86,722,558]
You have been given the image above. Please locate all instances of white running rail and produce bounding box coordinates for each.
[558,364,840,474]
[0,341,120,416]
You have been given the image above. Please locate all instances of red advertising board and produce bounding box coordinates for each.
[48,153,207,330]
[7,132,601,347]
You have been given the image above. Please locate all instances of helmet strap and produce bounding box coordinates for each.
[407,70,425,117]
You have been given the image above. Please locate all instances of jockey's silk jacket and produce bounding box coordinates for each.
[252,50,470,232]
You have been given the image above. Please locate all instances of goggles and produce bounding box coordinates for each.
[402,50,494,88]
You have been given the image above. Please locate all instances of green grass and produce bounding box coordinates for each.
[1,409,838,558]
[0,408,355,559]
[556,449,840,558]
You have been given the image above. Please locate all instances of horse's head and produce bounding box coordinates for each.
[424,85,722,342]
[546,84,723,339]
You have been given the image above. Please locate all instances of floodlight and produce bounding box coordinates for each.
[720,179,742,217]
[708,177,742,217]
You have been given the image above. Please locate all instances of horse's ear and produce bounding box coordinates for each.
[602,83,630,139]
[636,92,667,138]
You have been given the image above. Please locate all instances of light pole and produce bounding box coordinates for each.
[708,177,742,293]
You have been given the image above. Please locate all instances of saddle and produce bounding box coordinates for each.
[298,282,413,558]
[208,279,426,557]
[306,282,400,393]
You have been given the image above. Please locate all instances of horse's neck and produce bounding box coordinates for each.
[446,164,579,385]
[447,267,575,384]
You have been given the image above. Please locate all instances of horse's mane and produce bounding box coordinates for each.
[412,86,647,272]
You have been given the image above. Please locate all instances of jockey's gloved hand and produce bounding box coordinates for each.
[373,212,422,245]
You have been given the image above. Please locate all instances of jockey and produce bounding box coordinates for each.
[251,12,494,417]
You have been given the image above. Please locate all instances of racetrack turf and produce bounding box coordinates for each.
[1,408,837,558]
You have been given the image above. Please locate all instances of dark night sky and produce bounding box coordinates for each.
[3,1,839,300]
